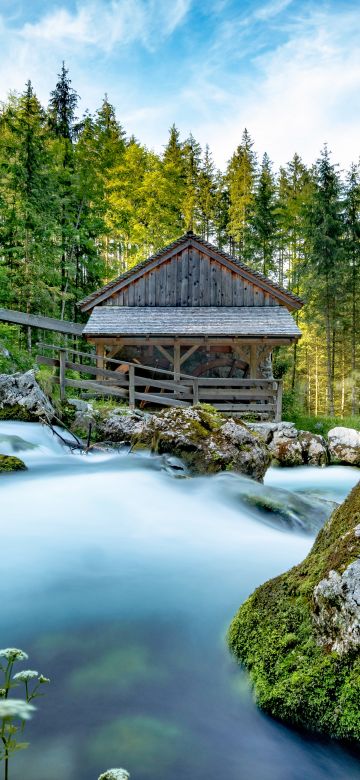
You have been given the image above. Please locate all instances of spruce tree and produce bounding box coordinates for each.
[343,163,360,413]
[304,145,344,415]
[182,133,202,231]
[252,153,277,276]
[198,145,216,240]
[226,128,257,260]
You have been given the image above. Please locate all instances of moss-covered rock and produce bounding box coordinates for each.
[228,483,360,741]
[0,454,27,472]
[132,404,270,480]
[0,370,55,420]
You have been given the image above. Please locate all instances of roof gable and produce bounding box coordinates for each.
[78,232,303,312]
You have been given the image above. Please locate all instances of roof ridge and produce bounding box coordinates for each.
[78,233,303,308]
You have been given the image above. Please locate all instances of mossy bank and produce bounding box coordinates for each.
[228,483,360,741]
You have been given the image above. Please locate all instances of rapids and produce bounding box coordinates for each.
[0,420,359,780]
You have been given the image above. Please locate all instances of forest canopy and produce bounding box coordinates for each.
[0,64,359,417]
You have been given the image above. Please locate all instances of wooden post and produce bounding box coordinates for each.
[96,342,105,380]
[249,344,257,379]
[174,340,181,381]
[275,380,283,422]
[192,378,199,405]
[129,364,135,409]
[59,348,66,402]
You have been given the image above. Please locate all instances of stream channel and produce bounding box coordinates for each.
[0,420,359,780]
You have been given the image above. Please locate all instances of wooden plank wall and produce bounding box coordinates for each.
[107,248,280,307]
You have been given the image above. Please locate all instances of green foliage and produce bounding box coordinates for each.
[228,485,360,740]
[284,412,360,436]
[0,647,50,778]
[0,66,359,417]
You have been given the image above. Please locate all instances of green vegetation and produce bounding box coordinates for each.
[0,454,27,472]
[0,67,359,416]
[228,484,360,740]
[0,648,50,779]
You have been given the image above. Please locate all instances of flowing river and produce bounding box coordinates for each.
[0,420,359,780]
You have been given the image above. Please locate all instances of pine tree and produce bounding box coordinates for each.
[197,145,216,240]
[182,133,202,231]
[162,124,186,236]
[226,128,257,260]
[0,83,58,346]
[343,163,360,413]
[304,145,344,415]
[48,63,81,314]
[252,153,277,276]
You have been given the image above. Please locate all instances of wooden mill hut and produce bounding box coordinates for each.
[77,232,302,417]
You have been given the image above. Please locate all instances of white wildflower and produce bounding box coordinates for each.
[0,699,35,720]
[98,770,130,780]
[13,670,38,682]
[0,648,28,662]
[38,675,50,684]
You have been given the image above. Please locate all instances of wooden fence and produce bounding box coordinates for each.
[36,343,283,420]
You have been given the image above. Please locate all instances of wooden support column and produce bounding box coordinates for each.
[96,342,105,380]
[129,364,135,409]
[249,344,257,379]
[59,348,66,402]
[174,340,181,381]
[275,380,283,422]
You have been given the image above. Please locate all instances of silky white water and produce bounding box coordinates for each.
[0,421,359,780]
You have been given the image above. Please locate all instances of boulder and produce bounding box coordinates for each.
[298,431,328,466]
[328,426,360,466]
[131,405,270,480]
[96,408,149,444]
[0,371,55,421]
[268,423,303,466]
[248,422,328,466]
[0,454,27,472]
[313,560,360,653]
[228,483,360,740]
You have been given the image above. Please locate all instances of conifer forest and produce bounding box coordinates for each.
[0,64,359,418]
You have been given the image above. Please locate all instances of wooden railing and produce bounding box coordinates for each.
[36,343,283,420]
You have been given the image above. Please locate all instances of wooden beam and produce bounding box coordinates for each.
[0,307,83,336]
[174,339,181,380]
[87,337,297,347]
[96,342,105,381]
[275,380,283,422]
[249,344,257,379]
[180,344,200,366]
[155,344,174,363]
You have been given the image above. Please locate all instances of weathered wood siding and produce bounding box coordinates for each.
[106,248,280,308]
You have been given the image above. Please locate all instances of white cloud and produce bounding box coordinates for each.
[185,6,360,169]
[254,0,294,22]
[19,0,191,53]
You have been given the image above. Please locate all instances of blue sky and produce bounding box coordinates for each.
[0,0,359,168]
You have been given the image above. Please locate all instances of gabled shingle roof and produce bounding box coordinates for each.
[83,306,301,339]
[78,232,304,311]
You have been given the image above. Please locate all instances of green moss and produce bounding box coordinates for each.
[0,454,27,472]
[0,404,38,422]
[228,484,360,740]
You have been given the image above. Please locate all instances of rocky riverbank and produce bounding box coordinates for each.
[0,370,359,474]
[228,483,360,740]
